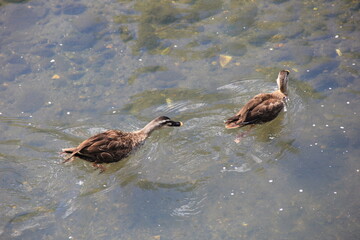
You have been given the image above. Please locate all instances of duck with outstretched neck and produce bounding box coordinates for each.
[62,116,183,171]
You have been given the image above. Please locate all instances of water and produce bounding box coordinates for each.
[1,0,359,239]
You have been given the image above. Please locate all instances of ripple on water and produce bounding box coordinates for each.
[171,195,207,217]
[155,100,207,114]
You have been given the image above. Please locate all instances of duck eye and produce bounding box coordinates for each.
[165,121,173,126]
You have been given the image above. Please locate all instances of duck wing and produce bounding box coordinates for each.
[63,130,135,163]
[225,93,283,128]
[245,97,284,124]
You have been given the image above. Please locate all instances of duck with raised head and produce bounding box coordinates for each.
[225,70,290,141]
[62,116,183,171]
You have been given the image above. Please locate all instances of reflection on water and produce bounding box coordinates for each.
[1,0,360,239]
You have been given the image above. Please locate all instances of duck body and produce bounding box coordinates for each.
[225,70,289,129]
[62,130,147,163]
[62,116,182,168]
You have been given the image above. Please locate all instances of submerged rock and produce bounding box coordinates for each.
[62,4,87,15]
[225,4,258,37]
[301,58,340,79]
[73,11,107,33]
[16,89,45,113]
[248,31,277,46]
[3,4,48,31]
[62,33,96,52]
[0,63,31,82]
[221,41,247,56]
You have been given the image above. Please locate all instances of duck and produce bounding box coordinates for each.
[62,116,183,171]
[225,70,290,140]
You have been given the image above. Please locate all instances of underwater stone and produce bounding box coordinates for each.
[31,49,55,58]
[7,54,26,64]
[291,45,314,65]
[4,4,48,31]
[67,71,85,81]
[63,4,87,15]
[221,42,247,56]
[16,89,45,113]
[225,4,258,37]
[302,59,340,78]
[73,11,107,33]
[270,0,289,3]
[0,63,31,82]
[62,33,96,52]
[52,56,71,72]
[283,23,305,39]
[248,31,277,46]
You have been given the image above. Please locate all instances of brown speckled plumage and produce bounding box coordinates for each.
[62,116,182,170]
[225,70,290,129]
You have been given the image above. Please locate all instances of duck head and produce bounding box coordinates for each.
[141,116,183,136]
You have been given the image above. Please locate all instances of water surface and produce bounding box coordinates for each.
[0,0,359,239]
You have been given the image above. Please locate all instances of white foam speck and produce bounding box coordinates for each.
[221,163,250,173]
[76,180,84,186]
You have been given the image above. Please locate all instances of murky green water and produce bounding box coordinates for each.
[1,0,359,239]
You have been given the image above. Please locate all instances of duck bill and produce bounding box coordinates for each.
[166,121,183,127]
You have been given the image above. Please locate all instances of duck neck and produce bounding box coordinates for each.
[272,90,287,98]
[133,121,159,140]
[280,85,288,95]
[276,75,288,96]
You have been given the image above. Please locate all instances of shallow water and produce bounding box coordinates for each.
[0,0,359,239]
